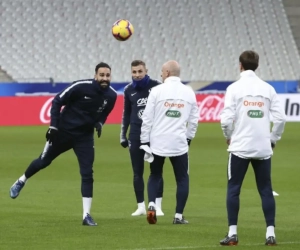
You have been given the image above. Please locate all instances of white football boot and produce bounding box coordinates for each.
[131,206,146,216]
[155,206,164,216]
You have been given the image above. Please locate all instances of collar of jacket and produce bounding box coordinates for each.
[92,79,110,93]
[240,70,257,78]
[164,76,181,83]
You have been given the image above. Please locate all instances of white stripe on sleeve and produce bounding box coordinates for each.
[59,80,92,98]
[110,86,117,94]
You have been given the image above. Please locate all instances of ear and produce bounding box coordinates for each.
[146,68,148,74]
[239,63,243,71]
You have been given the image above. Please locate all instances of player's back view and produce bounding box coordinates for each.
[142,75,198,157]
[220,50,286,246]
[141,60,199,224]
[222,69,285,159]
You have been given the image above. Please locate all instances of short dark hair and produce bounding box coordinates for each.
[95,62,111,73]
[239,50,259,71]
[131,60,146,67]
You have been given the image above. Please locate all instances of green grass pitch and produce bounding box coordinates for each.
[0,123,299,249]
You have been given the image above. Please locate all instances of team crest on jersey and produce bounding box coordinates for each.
[137,109,144,119]
[97,99,108,113]
[137,97,148,107]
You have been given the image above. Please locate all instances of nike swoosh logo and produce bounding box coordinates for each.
[84,96,91,99]
[131,93,137,96]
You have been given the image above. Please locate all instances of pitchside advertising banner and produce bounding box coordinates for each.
[0,94,299,125]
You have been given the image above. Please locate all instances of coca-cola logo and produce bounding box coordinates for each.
[197,95,224,121]
[40,97,54,123]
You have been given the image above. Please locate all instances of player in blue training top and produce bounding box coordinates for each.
[120,60,164,216]
[10,62,117,226]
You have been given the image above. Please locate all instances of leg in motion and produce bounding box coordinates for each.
[10,134,72,199]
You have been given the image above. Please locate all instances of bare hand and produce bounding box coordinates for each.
[226,139,231,145]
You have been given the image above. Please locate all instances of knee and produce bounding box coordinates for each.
[133,165,144,178]
[227,184,241,196]
[150,172,163,181]
[177,179,189,188]
[175,174,189,183]
[80,167,93,181]
[258,185,273,196]
[133,171,143,180]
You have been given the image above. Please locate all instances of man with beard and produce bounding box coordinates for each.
[120,60,164,217]
[9,62,117,226]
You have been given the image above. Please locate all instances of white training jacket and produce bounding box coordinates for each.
[220,70,286,159]
[140,76,199,157]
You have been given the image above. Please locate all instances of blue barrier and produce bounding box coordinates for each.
[0,80,298,96]
[0,82,128,96]
[189,80,299,93]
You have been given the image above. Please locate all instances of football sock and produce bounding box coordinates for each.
[83,197,92,219]
[148,201,155,208]
[138,202,145,209]
[155,197,162,209]
[19,174,27,183]
[175,213,182,220]
[266,226,275,238]
[228,225,237,236]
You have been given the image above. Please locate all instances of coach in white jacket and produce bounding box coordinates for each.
[219,51,286,246]
[140,60,199,225]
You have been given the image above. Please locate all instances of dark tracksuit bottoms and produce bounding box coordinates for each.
[227,153,275,226]
[129,140,163,203]
[24,130,94,197]
[147,152,189,214]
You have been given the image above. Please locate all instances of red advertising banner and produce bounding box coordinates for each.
[0,94,223,125]
[1,93,299,126]
[0,96,125,126]
[197,94,224,122]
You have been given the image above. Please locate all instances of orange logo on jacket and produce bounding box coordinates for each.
[243,100,264,107]
[164,102,184,108]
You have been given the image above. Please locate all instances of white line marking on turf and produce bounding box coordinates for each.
[120,241,300,250]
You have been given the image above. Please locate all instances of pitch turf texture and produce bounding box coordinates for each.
[1,124,299,250]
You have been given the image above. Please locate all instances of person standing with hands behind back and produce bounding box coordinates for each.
[220,50,286,246]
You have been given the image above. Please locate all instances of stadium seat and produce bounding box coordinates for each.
[0,0,299,82]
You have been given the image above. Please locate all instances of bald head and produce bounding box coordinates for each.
[161,60,180,82]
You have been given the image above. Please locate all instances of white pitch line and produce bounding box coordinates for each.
[119,241,300,250]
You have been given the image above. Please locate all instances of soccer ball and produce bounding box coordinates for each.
[112,19,134,41]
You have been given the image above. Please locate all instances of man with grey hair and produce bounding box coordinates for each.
[140,60,199,225]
